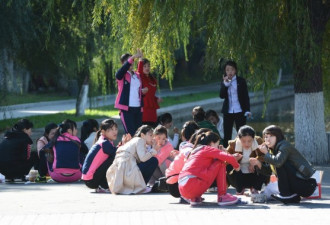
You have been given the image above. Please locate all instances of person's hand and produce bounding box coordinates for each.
[132,48,143,59]
[248,164,255,173]
[218,145,226,151]
[152,139,161,151]
[142,87,148,94]
[223,74,231,82]
[121,133,132,144]
[173,127,179,134]
[170,150,179,158]
[258,144,268,154]
[249,157,261,169]
[234,165,240,172]
[244,112,252,118]
[233,153,242,161]
[157,97,163,103]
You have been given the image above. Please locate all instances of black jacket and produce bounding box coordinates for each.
[219,76,250,114]
[264,140,315,179]
[0,130,33,162]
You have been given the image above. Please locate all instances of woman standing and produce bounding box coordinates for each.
[138,57,161,128]
[114,49,147,136]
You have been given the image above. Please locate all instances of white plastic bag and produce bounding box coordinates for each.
[263,181,279,199]
[0,173,5,183]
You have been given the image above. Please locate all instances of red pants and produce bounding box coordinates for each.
[179,160,227,199]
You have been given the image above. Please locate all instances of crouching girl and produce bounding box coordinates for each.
[178,131,240,206]
[82,119,128,193]
[259,125,317,204]
[107,125,159,194]
[226,125,270,195]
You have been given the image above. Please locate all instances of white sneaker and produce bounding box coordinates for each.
[142,186,152,194]
[95,186,110,193]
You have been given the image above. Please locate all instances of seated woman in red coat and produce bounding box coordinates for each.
[138,57,161,128]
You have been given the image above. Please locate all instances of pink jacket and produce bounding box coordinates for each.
[114,57,142,111]
[155,141,176,168]
[166,142,193,184]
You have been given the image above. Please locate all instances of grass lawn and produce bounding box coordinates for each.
[0,91,217,132]
[0,93,72,106]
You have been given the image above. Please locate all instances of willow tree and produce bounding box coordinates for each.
[93,0,329,164]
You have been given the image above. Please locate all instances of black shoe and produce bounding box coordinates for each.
[271,194,301,204]
[179,197,190,204]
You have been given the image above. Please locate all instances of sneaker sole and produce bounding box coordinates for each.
[190,202,202,206]
[218,198,239,206]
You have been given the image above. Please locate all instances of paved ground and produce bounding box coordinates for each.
[1,84,329,224]
[0,165,329,225]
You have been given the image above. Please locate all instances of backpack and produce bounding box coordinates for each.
[41,135,81,163]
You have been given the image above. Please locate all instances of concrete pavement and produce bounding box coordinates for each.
[0,165,329,225]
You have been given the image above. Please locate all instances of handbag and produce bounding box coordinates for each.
[42,141,55,163]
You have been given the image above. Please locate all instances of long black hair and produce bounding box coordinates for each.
[189,128,211,144]
[181,121,199,141]
[59,119,77,134]
[157,113,172,125]
[238,125,255,139]
[43,122,58,141]
[193,131,220,149]
[12,119,33,132]
[135,125,153,137]
[81,119,99,142]
[154,125,168,137]
[262,125,285,148]
[94,119,118,142]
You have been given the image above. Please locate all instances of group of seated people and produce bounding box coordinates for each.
[0,106,317,206]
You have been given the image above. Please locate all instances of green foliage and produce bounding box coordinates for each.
[1,0,329,107]
[0,92,70,106]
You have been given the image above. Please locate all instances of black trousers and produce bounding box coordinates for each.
[137,157,158,184]
[120,107,142,136]
[38,150,49,177]
[168,182,181,198]
[0,151,39,179]
[223,112,246,147]
[276,161,317,197]
[226,165,269,193]
[83,156,115,189]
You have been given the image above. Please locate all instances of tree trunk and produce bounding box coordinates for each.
[294,92,329,164]
[293,0,330,164]
[76,82,89,117]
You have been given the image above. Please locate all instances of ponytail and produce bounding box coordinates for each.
[94,130,102,144]
[193,131,220,149]
[189,128,211,144]
[135,125,153,137]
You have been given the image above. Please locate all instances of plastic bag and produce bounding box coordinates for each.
[0,173,5,183]
[263,175,279,199]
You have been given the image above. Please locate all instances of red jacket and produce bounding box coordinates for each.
[179,145,239,181]
[137,61,159,122]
